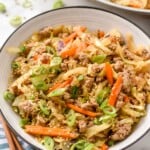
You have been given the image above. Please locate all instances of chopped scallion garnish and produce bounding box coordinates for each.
[0,2,6,13]
[52,0,64,9]
[3,91,15,102]
[10,16,22,27]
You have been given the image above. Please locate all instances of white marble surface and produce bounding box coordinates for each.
[0,0,150,149]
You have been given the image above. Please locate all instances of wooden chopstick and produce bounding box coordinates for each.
[0,115,16,150]
[10,131,23,150]
[0,115,23,150]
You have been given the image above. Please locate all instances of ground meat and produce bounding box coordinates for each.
[26,42,39,49]
[141,49,150,60]
[111,122,132,141]
[44,39,51,45]
[78,120,87,133]
[58,32,68,38]
[63,92,71,100]
[116,93,125,109]
[136,48,150,60]
[113,59,124,72]
[92,63,103,74]
[39,26,52,37]
[144,73,150,91]
[11,86,23,96]
[130,98,139,105]
[124,48,134,60]
[61,58,77,71]
[108,43,117,50]
[77,53,90,66]
[84,76,94,91]
[13,57,29,76]
[61,59,69,71]
[87,120,94,128]
[36,115,47,126]
[132,75,146,91]
[120,69,132,93]
[18,100,36,117]
[87,63,104,78]
[123,47,143,61]
[68,59,78,69]
[95,76,103,83]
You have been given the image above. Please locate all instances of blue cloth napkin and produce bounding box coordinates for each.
[0,122,33,150]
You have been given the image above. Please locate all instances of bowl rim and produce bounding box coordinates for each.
[0,6,150,150]
[96,0,150,14]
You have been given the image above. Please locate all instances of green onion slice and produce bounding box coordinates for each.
[102,105,117,117]
[77,75,84,81]
[0,2,6,13]
[42,136,54,150]
[3,91,15,102]
[70,140,94,150]
[11,62,20,69]
[91,54,106,64]
[50,57,62,67]
[48,88,66,97]
[22,0,32,8]
[71,86,79,99]
[31,76,48,91]
[19,118,29,128]
[53,0,64,9]
[19,45,26,52]
[96,87,110,105]
[10,16,22,27]
[67,110,76,127]
[39,100,50,115]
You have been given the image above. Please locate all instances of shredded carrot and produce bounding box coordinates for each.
[33,54,39,61]
[63,32,77,44]
[60,45,77,58]
[98,31,105,38]
[25,125,78,139]
[108,76,123,106]
[49,77,73,92]
[33,54,50,64]
[75,26,86,35]
[63,26,86,44]
[105,62,113,85]
[66,103,100,117]
[101,144,109,150]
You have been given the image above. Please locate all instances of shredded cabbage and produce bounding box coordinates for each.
[86,123,111,138]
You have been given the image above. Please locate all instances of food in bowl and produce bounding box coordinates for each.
[111,0,150,9]
[4,25,150,150]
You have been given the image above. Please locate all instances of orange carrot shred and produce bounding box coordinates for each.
[60,46,77,58]
[63,32,77,44]
[63,26,86,44]
[66,103,100,117]
[101,144,109,150]
[49,77,73,92]
[105,62,113,85]
[99,31,105,38]
[33,54,39,61]
[108,76,123,106]
[25,125,78,139]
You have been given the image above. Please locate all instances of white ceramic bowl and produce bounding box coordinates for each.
[96,0,150,15]
[0,7,150,150]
